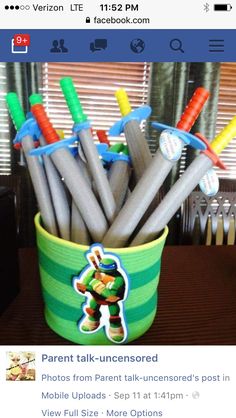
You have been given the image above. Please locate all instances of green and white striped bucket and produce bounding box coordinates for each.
[35,213,168,345]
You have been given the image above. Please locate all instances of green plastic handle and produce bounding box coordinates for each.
[60,77,87,124]
[29,94,43,106]
[122,145,129,156]
[108,143,124,153]
[6,93,26,131]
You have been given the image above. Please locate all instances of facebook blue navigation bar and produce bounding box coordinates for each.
[1,29,236,62]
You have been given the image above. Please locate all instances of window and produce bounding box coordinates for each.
[40,62,151,143]
[0,63,11,175]
[215,62,236,179]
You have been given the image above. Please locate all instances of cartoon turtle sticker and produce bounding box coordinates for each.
[73,244,129,343]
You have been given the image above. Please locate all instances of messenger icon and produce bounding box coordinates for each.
[90,39,108,52]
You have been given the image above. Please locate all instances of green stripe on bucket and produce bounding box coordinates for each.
[39,266,84,309]
[41,286,157,324]
[42,288,83,321]
[36,231,165,274]
[40,265,160,312]
[44,306,157,345]
[36,233,87,270]
[38,248,161,291]
[35,213,166,345]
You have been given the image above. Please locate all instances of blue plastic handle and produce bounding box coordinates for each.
[109,105,152,136]
[152,122,207,150]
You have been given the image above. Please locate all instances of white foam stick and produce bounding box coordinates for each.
[102,88,210,248]
[31,103,108,243]
[102,152,172,248]
[75,152,92,186]
[21,135,58,236]
[70,152,91,244]
[132,154,212,246]
[123,121,152,182]
[108,160,131,212]
[78,128,117,223]
[71,201,91,245]
[39,135,71,241]
[6,93,58,236]
[60,77,116,224]
[131,118,236,246]
[103,144,131,213]
[110,89,152,183]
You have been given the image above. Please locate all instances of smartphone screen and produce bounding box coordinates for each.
[0,1,235,417]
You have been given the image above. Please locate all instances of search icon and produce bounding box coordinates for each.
[170,38,184,53]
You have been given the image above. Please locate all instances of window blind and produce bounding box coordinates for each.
[215,62,236,179]
[0,63,11,175]
[41,62,151,143]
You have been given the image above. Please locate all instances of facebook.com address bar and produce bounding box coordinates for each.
[93,16,151,24]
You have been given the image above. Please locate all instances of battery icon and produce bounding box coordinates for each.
[214,4,232,10]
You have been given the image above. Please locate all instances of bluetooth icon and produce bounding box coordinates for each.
[203,2,210,12]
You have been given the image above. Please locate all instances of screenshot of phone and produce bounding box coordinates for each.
[0,1,235,417]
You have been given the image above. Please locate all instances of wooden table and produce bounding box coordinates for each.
[0,246,236,345]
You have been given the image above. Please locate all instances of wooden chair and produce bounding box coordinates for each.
[180,180,236,245]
